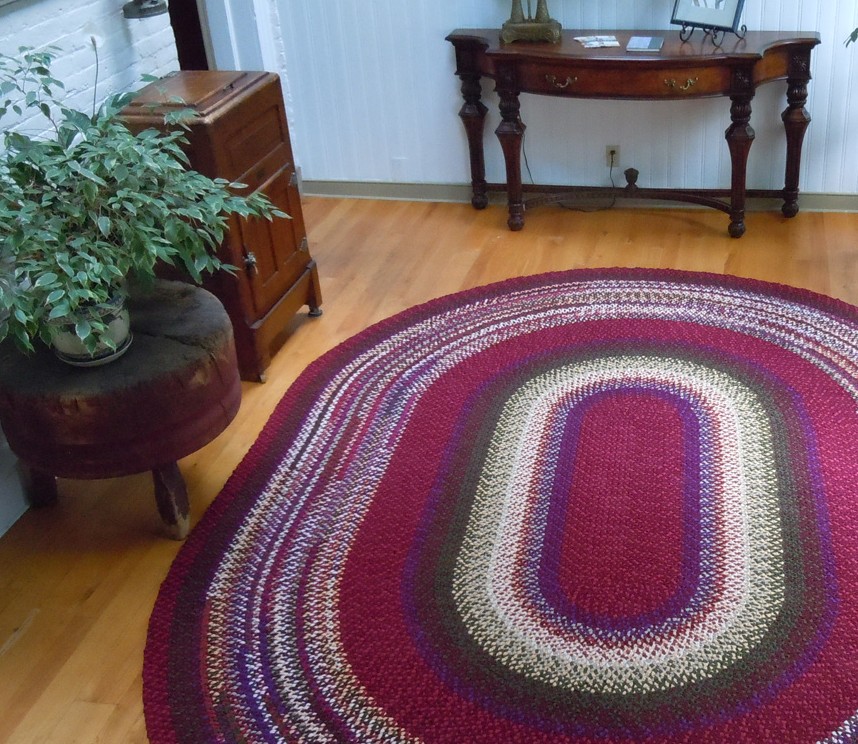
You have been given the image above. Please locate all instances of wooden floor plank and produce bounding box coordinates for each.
[1,198,856,741]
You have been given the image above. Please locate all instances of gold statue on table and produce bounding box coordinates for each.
[502,0,561,43]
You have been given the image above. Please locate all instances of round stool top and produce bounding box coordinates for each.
[0,280,233,394]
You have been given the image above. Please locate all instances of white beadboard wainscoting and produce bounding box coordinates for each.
[201,0,858,199]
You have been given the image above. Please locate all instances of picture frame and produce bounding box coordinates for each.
[671,0,746,35]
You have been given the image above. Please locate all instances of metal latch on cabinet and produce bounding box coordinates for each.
[243,247,258,276]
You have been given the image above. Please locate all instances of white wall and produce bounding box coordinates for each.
[203,0,858,196]
[0,0,179,536]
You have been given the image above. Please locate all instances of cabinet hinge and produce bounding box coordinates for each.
[299,237,309,252]
[289,171,299,189]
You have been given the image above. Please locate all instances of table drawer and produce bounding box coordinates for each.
[519,63,730,99]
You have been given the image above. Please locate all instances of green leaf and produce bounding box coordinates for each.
[56,257,74,276]
[75,318,92,341]
[97,215,111,236]
[48,302,71,319]
[12,328,35,353]
[67,160,108,186]
[34,272,58,287]
[46,289,65,304]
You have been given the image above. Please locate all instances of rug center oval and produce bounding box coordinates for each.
[453,356,784,697]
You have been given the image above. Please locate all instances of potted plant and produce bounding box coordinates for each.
[0,46,286,365]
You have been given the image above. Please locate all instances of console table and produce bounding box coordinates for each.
[447,29,820,237]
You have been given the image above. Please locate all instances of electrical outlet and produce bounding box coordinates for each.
[606,146,620,167]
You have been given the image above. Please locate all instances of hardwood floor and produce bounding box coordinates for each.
[1,198,856,742]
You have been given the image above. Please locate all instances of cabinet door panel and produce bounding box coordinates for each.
[233,166,310,318]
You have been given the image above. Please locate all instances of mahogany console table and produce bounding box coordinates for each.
[447,29,820,237]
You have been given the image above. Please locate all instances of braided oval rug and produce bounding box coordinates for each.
[145,269,858,743]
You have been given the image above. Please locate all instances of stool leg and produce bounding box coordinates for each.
[17,462,59,508]
[152,462,190,540]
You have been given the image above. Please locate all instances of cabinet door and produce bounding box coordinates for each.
[231,165,311,319]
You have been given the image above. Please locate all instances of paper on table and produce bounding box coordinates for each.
[574,35,621,48]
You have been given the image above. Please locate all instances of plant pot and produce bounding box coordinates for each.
[49,292,133,367]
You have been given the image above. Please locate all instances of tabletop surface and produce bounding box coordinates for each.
[447,29,822,63]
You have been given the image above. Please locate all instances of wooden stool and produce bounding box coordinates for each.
[0,280,241,539]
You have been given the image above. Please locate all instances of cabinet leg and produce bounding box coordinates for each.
[152,462,190,540]
[17,462,58,508]
[306,260,323,318]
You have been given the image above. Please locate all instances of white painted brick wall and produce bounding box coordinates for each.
[0,0,180,538]
[1,0,179,129]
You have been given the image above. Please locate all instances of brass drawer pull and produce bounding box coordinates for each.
[664,77,699,91]
[545,74,578,89]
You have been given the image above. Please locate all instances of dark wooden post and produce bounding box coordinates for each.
[725,67,756,239]
[448,36,490,210]
[781,49,813,218]
[168,0,209,70]
[495,62,526,231]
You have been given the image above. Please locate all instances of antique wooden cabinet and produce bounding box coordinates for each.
[122,70,322,381]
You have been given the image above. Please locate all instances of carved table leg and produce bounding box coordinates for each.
[781,51,812,218]
[725,93,755,239]
[458,73,489,210]
[153,462,190,540]
[17,462,58,508]
[495,67,526,231]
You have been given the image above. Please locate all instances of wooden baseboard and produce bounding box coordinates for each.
[302,180,858,213]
